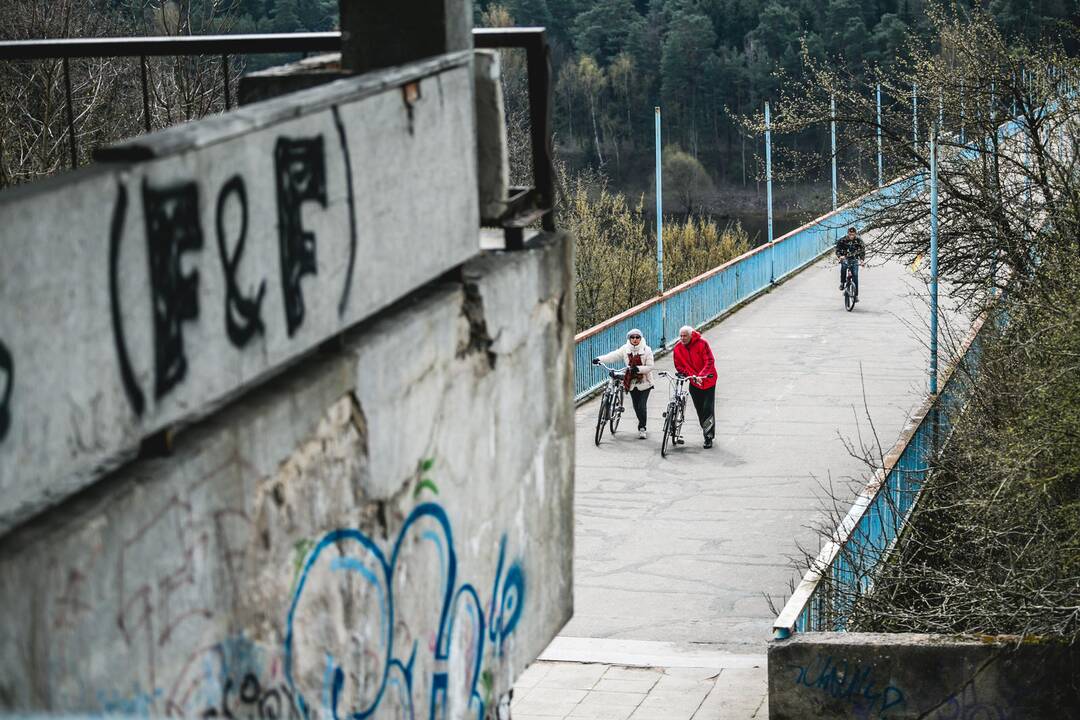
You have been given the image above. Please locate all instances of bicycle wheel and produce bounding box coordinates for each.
[661,402,676,457]
[609,387,624,433]
[675,399,686,444]
[844,282,855,312]
[595,393,610,446]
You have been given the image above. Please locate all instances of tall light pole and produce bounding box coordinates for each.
[830,94,838,210]
[766,101,775,282]
[912,82,918,149]
[652,106,660,295]
[929,125,939,395]
[876,83,883,188]
[655,106,665,345]
[766,102,774,243]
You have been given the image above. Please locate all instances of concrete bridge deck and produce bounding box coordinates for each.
[513,252,962,718]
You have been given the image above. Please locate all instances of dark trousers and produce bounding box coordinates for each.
[630,387,651,430]
[840,259,860,295]
[688,384,715,440]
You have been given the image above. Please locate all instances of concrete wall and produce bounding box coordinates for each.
[0,52,478,536]
[0,232,574,719]
[769,632,1080,719]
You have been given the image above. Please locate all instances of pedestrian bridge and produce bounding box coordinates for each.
[512,191,969,716]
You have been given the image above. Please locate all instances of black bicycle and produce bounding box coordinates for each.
[593,362,628,446]
[658,371,713,457]
[841,257,859,312]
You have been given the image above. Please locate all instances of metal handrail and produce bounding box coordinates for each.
[0,29,555,235]
[0,32,340,59]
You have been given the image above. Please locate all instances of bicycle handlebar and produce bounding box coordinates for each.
[658,371,714,381]
[596,362,632,377]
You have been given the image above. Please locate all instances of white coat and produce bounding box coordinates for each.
[597,341,655,391]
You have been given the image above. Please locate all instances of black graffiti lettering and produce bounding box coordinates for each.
[258,687,283,720]
[239,673,260,705]
[331,106,357,317]
[0,339,12,442]
[109,183,146,416]
[143,180,203,399]
[275,136,326,336]
[220,677,237,719]
[216,176,265,347]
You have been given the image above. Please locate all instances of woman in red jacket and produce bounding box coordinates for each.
[672,325,717,448]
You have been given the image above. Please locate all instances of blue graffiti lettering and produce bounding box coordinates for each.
[793,654,906,718]
[285,502,525,720]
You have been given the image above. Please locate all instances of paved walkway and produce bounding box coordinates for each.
[514,253,958,719]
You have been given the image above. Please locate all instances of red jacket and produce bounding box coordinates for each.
[672,331,717,390]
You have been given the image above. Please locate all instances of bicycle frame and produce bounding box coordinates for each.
[841,257,859,311]
[593,362,629,445]
[657,371,691,456]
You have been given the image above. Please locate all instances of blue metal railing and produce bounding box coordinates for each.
[773,309,990,638]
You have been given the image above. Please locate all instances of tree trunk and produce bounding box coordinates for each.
[589,95,604,167]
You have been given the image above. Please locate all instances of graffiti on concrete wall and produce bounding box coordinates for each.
[791,654,906,717]
[216,176,266,349]
[32,452,523,719]
[108,130,356,417]
[94,634,302,718]
[275,136,327,337]
[0,62,480,539]
[790,653,1019,719]
[286,502,526,720]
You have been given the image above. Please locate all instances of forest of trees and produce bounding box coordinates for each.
[479,0,1080,191]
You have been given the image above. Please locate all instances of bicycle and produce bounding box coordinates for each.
[593,362,628,446]
[657,371,714,457]
[840,257,859,312]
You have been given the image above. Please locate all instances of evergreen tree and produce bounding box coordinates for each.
[271,0,302,32]
[572,0,647,67]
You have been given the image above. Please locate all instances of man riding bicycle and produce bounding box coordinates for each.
[836,227,866,299]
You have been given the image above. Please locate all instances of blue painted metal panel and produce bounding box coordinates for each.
[574,302,663,400]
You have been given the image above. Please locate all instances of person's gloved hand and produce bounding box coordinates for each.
[628,365,639,375]
[592,357,600,365]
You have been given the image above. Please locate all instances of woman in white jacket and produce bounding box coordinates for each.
[591,328,656,438]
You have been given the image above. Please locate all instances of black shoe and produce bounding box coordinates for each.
[704,438,713,449]
[839,284,845,291]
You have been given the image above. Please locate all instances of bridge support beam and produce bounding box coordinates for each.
[341,0,473,73]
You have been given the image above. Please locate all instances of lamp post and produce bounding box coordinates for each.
[655,106,666,345]
[929,125,939,395]
[830,94,837,210]
[876,83,883,188]
[766,101,775,282]
[912,82,918,149]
